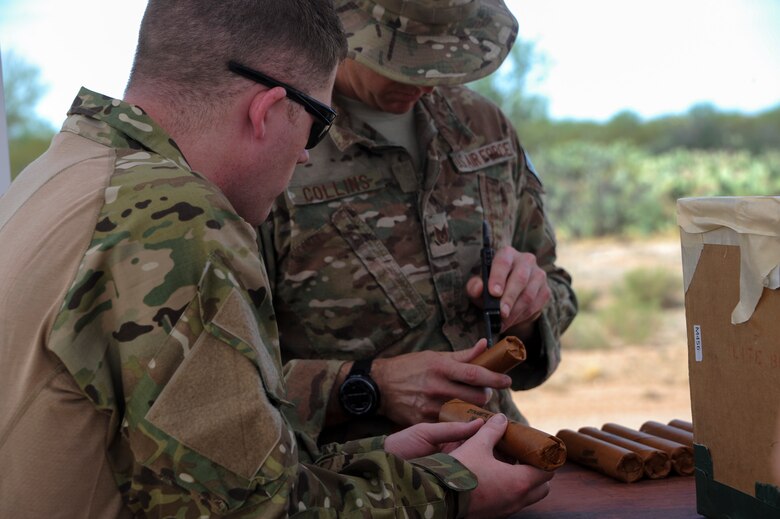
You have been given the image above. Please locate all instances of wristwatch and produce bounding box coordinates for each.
[338,358,381,417]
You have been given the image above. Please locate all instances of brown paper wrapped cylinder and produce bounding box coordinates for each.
[602,423,694,476]
[470,336,527,374]
[640,421,694,448]
[579,426,671,479]
[557,429,644,483]
[439,400,566,471]
[668,419,694,433]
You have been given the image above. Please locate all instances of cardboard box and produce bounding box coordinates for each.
[678,197,780,518]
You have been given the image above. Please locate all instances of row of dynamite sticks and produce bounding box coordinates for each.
[556,419,694,483]
[437,336,695,483]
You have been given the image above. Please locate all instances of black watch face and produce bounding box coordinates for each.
[339,376,379,416]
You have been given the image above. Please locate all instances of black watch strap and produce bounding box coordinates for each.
[349,357,374,377]
[339,357,380,417]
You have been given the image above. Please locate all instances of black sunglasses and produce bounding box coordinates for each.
[228,60,337,149]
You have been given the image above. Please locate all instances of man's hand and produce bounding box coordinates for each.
[450,414,553,518]
[384,420,484,459]
[467,246,551,341]
[371,340,512,426]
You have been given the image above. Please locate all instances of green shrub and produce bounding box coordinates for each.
[563,267,681,349]
[537,143,780,238]
[599,296,660,345]
[597,267,680,345]
[573,287,600,313]
[561,313,610,351]
[613,268,683,309]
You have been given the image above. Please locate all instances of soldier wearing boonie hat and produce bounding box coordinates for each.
[338,0,518,85]
[260,0,578,450]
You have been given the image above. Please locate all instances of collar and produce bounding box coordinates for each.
[66,87,191,172]
[327,88,478,153]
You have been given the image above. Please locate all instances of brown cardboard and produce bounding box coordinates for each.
[678,197,780,515]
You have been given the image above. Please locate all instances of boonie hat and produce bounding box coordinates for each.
[335,0,519,86]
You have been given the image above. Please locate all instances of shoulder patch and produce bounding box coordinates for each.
[450,139,517,173]
[524,150,543,186]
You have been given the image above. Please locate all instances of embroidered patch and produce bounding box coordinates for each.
[450,139,516,173]
[287,174,386,205]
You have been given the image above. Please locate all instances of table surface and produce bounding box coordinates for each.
[515,462,705,519]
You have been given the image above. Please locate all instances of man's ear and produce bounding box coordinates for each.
[247,86,288,141]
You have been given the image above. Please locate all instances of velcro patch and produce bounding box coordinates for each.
[450,139,516,173]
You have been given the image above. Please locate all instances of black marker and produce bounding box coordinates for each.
[481,221,502,348]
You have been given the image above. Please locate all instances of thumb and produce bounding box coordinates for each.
[472,413,509,450]
[466,276,484,302]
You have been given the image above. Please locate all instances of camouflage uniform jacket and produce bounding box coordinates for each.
[0,88,477,518]
[260,86,578,444]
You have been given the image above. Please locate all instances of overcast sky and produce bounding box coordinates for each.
[1,0,779,127]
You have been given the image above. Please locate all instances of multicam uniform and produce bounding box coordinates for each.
[260,86,578,444]
[0,89,477,518]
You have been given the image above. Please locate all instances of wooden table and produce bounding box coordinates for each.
[515,462,705,519]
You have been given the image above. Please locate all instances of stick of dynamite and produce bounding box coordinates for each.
[470,336,526,373]
[668,419,693,433]
[439,399,566,471]
[602,423,694,476]
[557,429,644,483]
[579,426,671,479]
[641,421,694,448]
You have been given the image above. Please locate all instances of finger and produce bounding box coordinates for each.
[451,339,488,363]
[487,246,517,298]
[469,413,509,450]
[439,382,495,407]
[519,478,552,508]
[520,269,550,310]
[504,273,549,327]
[465,276,484,303]
[504,280,539,325]
[445,362,512,390]
[414,420,484,445]
[499,255,534,318]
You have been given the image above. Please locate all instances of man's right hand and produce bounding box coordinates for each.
[370,340,513,426]
[450,413,553,518]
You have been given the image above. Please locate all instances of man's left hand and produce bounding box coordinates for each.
[466,246,551,340]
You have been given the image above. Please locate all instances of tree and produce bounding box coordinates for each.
[467,38,549,125]
[1,51,55,178]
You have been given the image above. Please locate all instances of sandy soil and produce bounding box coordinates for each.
[514,235,694,434]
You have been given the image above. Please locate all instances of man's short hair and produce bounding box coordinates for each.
[128,0,347,105]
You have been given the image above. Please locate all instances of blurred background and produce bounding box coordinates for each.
[2,0,780,433]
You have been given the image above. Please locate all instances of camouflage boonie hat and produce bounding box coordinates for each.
[335,0,519,86]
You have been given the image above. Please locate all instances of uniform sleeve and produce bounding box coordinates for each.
[509,143,579,391]
[52,182,477,518]
[282,358,345,441]
[258,204,346,445]
[118,254,477,518]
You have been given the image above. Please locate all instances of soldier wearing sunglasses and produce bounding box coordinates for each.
[0,1,550,518]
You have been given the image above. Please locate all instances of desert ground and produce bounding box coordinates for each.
[515,235,693,434]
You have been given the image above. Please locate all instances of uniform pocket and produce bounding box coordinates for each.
[331,205,427,329]
[276,203,428,358]
[478,172,518,249]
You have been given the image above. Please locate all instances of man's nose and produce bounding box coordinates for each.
[297,149,310,164]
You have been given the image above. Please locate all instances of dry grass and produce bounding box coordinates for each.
[515,235,693,433]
